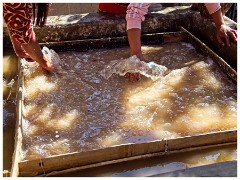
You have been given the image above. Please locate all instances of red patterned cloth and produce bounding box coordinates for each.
[3,3,34,44]
[98,3,129,14]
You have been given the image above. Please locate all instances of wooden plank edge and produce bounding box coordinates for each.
[167,130,237,151]
[10,59,25,177]
[39,141,236,177]
[18,140,165,176]
[18,130,236,177]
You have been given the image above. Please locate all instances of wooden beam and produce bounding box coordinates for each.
[10,59,24,177]
[39,142,236,177]
[18,130,236,176]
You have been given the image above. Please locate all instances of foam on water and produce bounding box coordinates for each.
[21,43,237,161]
[100,55,168,81]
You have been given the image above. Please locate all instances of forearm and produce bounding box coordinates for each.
[210,9,225,29]
[206,4,237,46]
[205,3,224,28]
[22,40,53,71]
[127,28,142,59]
[21,34,44,64]
[126,3,150,60]
[21,32,52,71]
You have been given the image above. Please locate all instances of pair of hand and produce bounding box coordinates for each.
[125,72,141,81]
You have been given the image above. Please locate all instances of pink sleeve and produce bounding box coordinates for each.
[126,3,150,30]
[205,3,221,14]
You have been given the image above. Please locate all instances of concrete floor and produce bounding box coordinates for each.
[48,3,99,16]
[48,3,191,16]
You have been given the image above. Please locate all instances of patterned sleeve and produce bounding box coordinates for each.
[126,3,150,30]
[3,3,34,44]
[205,3,221,15]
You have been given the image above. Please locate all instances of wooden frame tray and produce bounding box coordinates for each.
[11,27,237,177]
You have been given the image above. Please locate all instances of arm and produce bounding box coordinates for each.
[205,3,237,46]
[126,3,150,60]
[21,31,53,71]
[127,29,143,60]
[3,3,53,71]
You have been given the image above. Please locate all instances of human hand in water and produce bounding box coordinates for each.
[24,54,53,71]
[125,72,141,81]
[38,55,54,72]
[216,24,237,46]
[124,53,144,81]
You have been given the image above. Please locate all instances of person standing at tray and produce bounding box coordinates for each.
[98,3,237,80]
[3,3,53,71]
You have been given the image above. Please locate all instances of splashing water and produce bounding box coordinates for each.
[100,55,168,81]
[42,46,61,68]
[42,46,68,75]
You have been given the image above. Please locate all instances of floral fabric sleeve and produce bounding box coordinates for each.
[126,3,150,30]
[3,3,34,44]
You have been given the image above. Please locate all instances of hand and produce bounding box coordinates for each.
[125,72,141,81]
[38,55,54,72]
[216,25,237,47]
[125,53,144,81]
[42,61,54,72]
